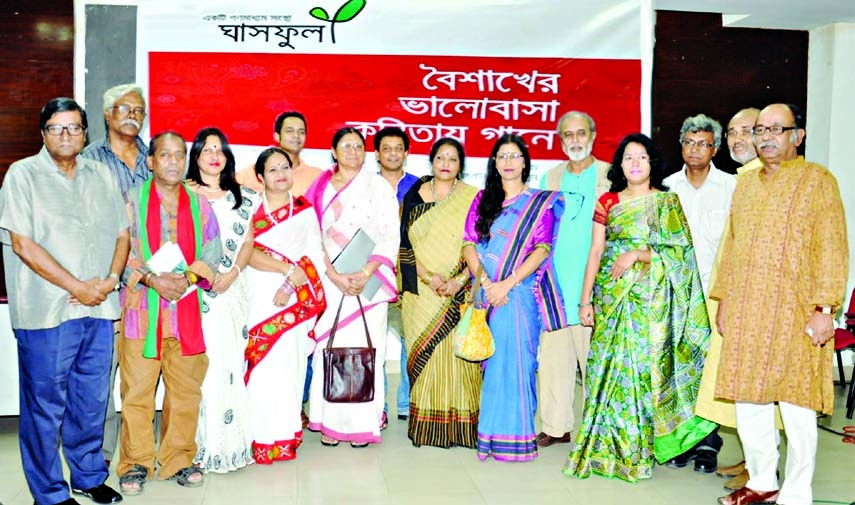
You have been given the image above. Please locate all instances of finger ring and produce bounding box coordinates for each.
[480,276,487,283]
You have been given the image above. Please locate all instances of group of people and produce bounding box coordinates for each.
[0,81,848,505]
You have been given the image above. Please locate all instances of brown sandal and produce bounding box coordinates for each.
[717,487,779,505]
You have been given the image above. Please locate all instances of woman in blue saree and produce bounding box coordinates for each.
[462,134,565,461]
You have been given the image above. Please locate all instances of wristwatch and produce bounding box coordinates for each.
[815,305,834,315]
[108,272,121,291]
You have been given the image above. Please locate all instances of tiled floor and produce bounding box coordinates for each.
[1,374,853,505]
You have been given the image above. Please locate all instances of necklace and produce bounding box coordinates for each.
[262,191,293,225]
[198,183,224,194]
[430,178,457,202]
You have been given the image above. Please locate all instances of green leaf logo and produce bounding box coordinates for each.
[334,0,366,22]
[309,7,330,21]
[309,0,366,43]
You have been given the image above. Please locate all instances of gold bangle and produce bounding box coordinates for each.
[362,267,372,278]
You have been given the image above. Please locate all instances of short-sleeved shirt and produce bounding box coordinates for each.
[80,135,151,195]
[539,162,599,324]
[0,146,129,329]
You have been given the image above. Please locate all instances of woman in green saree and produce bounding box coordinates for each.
[563,133,715,482]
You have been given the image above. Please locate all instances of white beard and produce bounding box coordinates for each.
[565,141,593,162]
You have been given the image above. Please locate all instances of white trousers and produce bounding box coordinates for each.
[735,401,817,505]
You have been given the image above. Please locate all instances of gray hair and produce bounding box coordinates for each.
[556,111,596,135]
[102,84,146,112]
[679,114,722,149]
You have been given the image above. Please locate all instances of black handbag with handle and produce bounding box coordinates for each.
[323,295,376,403]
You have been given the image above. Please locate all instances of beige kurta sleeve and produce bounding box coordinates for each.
[806,170,849,308]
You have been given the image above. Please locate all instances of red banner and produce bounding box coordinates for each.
[149,52,640,160]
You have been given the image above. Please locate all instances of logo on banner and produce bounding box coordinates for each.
[309,0,366,43]
[205,0,366,50]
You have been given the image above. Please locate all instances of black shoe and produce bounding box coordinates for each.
[71,483,123,504]
[693,449,718,473]
[397,414,408,421]
[665,449,696,468]
[34,499,80,505]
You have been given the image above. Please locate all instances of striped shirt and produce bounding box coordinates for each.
[81,135,151,195]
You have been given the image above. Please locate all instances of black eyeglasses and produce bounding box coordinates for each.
[44,124,85,136]
[113,104,146,116]
[752,125,797,136]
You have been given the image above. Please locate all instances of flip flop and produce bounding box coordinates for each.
[842,426,855,434]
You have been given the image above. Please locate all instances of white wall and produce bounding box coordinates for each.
[807,22,855,364]
[0,306,19,415]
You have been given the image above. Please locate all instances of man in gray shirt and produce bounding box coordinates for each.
[0,97,128,505]
[80,83,151,468]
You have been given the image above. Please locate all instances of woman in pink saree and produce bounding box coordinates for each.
[304,127,400,448]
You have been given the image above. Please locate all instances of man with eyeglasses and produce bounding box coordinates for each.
[236,111,322,196]
[0,97,128,504]
[80,83,152,472]
[713,103,848,505]
[726,108,761,167]
[534,111,610,448]
[81,84,152,195]
[662,114,735,473]
[694,106,766,493]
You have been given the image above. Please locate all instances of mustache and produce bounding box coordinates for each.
[120,119,141,129]
[758,141,778,150]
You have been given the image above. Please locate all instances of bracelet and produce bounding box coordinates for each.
[579,302,592,308]
[284,264,295,279]
[234,264,242,274]
[511,270,521,286]
[362,266,372,278]
[142,272,154,287]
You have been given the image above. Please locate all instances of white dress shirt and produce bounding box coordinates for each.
[663,162,736,295]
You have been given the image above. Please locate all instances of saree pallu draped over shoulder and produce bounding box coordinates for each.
[564,191,715,483]
[400,178,481,448]
[463,188,566,462]
[244,196,326,463]
[304,166,400,444]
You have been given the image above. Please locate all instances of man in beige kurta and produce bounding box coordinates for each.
[694,108,773,491]
[711,104,848,505]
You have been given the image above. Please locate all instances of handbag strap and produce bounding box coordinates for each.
[325,294,373,350]
[469,264,484,308]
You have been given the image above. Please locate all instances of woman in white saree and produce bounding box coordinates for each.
[244,147,327,463]
[303,127,400,448]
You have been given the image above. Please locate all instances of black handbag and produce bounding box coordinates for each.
[322,295,376,403]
